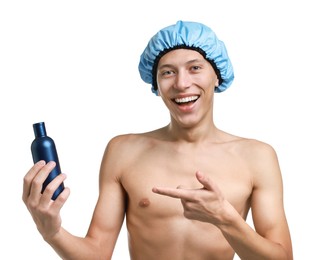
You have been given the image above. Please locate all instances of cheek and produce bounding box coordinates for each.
[196,78,216,93]
[157,80,171,96]
[206,76,219,91]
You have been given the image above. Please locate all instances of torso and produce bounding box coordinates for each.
[116,127,254,260]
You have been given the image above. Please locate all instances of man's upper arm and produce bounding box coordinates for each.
[85,136,127,258]
[250,142,292,256]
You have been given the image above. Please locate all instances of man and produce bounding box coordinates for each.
[23,20,293,259]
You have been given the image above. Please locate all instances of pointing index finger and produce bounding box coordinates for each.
[152,186,190,200]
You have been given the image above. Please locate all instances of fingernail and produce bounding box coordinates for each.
[48,161,56,167]
[37,160,45,166]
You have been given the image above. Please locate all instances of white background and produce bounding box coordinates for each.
[1,0,320,259]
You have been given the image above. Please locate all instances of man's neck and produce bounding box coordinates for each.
[165,121,219,144]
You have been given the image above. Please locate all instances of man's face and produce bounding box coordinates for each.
[156,49,219,128]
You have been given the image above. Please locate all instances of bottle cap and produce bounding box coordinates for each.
[33,122,46,138]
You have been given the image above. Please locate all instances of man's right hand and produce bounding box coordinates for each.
[22,160,70,241]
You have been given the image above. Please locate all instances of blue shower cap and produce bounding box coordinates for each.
[138,20,234,95]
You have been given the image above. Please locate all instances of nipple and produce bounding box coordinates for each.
[139,198,150,208]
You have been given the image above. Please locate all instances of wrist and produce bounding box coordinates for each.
[214,200,240,229]
[43,227,63,244]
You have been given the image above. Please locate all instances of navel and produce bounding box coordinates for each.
[139,198,150,208]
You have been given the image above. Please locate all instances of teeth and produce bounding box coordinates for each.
[175,96,198,103]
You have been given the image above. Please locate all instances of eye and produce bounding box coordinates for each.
[160,70,175,77]
[190,65,202,71]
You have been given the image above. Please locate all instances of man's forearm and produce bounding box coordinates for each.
[45,228,107,260]
[217,214,291,260]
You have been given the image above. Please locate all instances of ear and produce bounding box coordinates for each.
[214,78,219,87]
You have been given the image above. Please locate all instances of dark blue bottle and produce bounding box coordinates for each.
[31,122,64,200]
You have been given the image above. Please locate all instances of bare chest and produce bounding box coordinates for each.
[122,148,253,219]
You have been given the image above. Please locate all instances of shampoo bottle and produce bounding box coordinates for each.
[31,122,64,200]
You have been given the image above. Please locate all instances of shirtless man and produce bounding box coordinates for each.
[23,20,293,259]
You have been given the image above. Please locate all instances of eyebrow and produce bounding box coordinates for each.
[158,58,206,71]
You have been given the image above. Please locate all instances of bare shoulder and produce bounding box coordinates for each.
[105,130,161,156]
[222,132,280,179]
[232,136,282,186]
[234,137,278,160]
[100,130,164,173]
[218,129,275,158]
[240,138,278,166]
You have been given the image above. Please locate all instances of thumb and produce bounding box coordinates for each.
[195,171,214,191]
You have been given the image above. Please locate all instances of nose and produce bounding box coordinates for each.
[174,70,191,91]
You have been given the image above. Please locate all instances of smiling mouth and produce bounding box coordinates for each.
[173,95,199,105]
